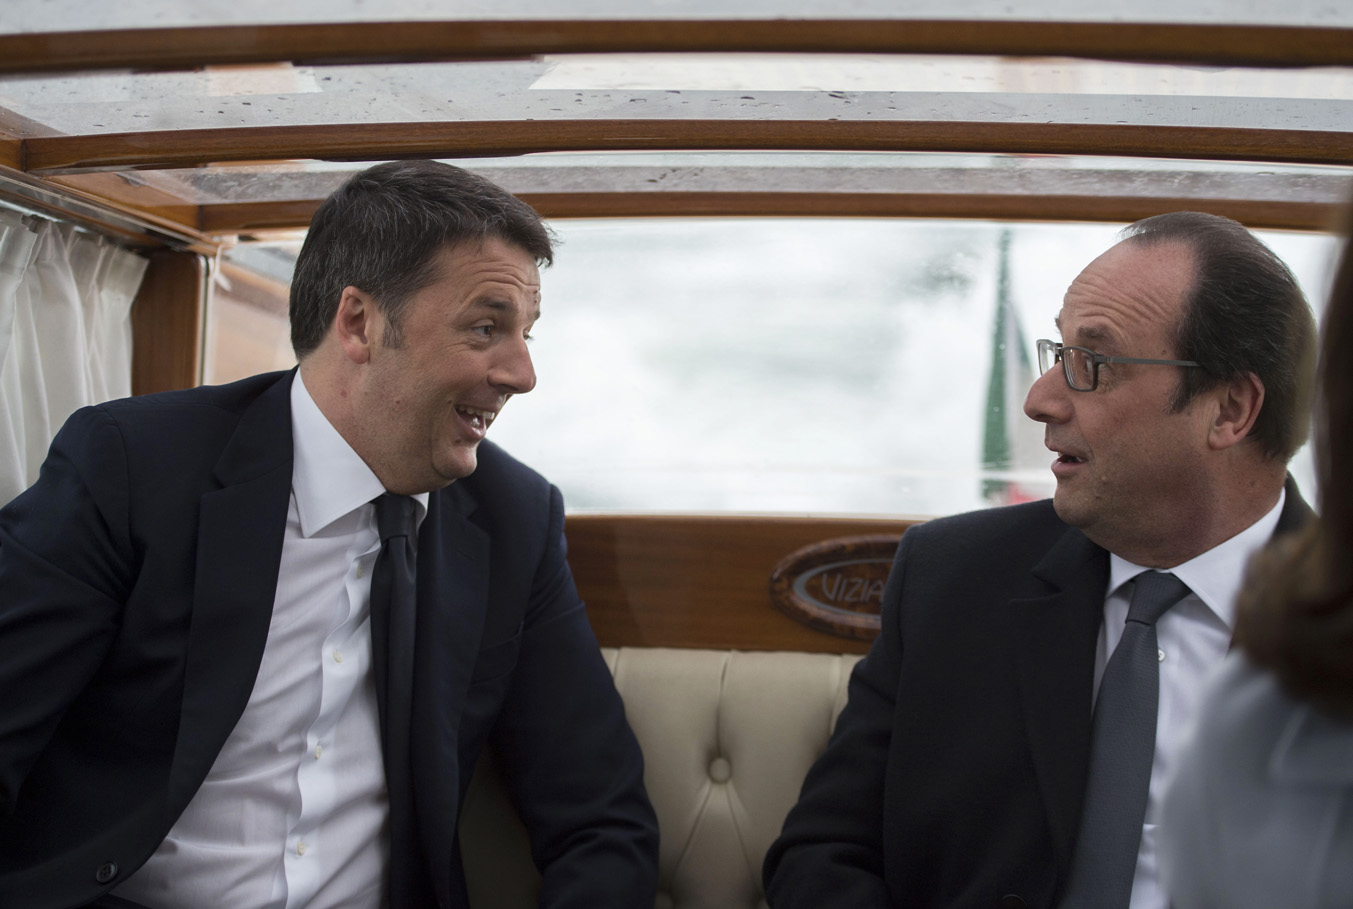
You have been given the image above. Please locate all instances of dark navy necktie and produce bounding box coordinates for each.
[1059,570,1191,908]
[370,493,423,907]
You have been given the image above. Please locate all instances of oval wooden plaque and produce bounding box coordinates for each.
[768,534,901,641]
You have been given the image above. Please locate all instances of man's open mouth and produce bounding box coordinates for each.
[457,406,497,431]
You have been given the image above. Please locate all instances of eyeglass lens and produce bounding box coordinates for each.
[1037,340,1058,375]
[1062,347,1095,390]
[1038,341,1096,391]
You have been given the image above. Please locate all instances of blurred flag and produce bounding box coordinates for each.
[982,228,1049,505]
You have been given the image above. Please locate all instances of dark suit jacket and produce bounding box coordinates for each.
[763,482,1310,909]
[0,370,658,909]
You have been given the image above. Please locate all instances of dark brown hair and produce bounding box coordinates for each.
[290,160,553,357]
[1121,211,1317,462]
[1235,213,1353,718]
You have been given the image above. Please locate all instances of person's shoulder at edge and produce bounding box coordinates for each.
[94,370,291,418]
[1160,651,1353,909]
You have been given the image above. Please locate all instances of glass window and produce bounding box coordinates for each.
[207,218,1338,516]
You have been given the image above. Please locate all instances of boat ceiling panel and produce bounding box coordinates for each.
[4,56,1351,175]
[39,154,1353,234]
[2,11,1350,242]
[5,55,1352,139]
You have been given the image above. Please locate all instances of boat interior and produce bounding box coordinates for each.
[3,5,1351,906]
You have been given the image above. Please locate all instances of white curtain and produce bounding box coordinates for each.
[0,214,148,506]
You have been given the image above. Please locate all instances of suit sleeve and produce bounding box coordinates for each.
[488,484,659,908]
[0,407,135,818]
[761,529,918,908]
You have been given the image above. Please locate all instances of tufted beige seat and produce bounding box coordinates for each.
[460,646,863,909]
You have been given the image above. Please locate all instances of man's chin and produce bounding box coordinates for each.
[437,444,480,483]
[1051,487,1090,529]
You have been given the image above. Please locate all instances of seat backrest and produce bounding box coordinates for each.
[459,646,862,909]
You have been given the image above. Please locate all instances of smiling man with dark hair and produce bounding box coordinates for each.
[0,160,658,909]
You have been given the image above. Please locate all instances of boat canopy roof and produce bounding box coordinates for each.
[2,1,1352,252]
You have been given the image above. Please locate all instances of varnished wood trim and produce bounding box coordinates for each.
[25,121,1353,175]
[0,166,220,255]
[131,250,205,394]
[0,138,19,171]
[199,199,323,234]
[525,193,1348,233]
[565,514,924,653]
[195,192,1349,235]
[44,173,201,231]
[185,158,1353,234]
[3,20,1352,73]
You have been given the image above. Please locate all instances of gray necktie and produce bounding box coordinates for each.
[1059,570,1191,909]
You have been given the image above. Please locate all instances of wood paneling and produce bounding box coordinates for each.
[199,199,323,235]
[525,192,1349,232]
[0,166,220,255]
[565,514,924,653]
[131,250,206,394]
[24,119,1353,176]
[172,160,1353,234]
[0,138,19,171]
[190,191,1349,235]
[44,173,200,230]
[2,19,1352,73]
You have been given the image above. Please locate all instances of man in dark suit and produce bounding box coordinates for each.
[764,212,1317,909]
[0,161,658,908]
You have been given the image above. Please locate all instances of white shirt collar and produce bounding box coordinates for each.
[1108,487,1286,630]
[290,371,428,537]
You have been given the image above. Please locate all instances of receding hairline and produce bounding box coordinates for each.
[382,232,547,305]
[1056,237,1199,338]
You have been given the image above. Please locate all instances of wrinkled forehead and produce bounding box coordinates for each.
[432,236,542,296]
[1056,239,1195,351]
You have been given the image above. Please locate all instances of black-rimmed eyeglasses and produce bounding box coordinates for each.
[1036,339,1201,392]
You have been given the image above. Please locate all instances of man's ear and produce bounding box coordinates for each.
[334,286,378,364]
[1209,371,1265,450]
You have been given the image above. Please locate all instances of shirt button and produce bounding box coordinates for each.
[333,649,344,663]
[314,745,323,759]
[297,840,307,856]
[1158,648,1166,662]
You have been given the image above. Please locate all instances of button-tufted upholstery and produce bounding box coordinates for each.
[460,646,863,909]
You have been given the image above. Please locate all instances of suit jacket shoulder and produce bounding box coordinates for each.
[457,440,552,521]
[765,498,1107,909]
[900,497,1070,564]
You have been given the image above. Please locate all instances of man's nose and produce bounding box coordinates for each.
[490,336,537,395]
[1023,365,1071,424]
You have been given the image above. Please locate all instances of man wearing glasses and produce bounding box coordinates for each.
[765,211,1315,909]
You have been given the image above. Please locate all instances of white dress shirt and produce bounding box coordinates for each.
[116,372,427,909]
[1095,489,1285,909]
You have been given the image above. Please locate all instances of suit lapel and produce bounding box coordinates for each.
[1004,478,1308,879]
[168,373,294,812]
[410,480,490,905]
[1005,526,1108,875]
